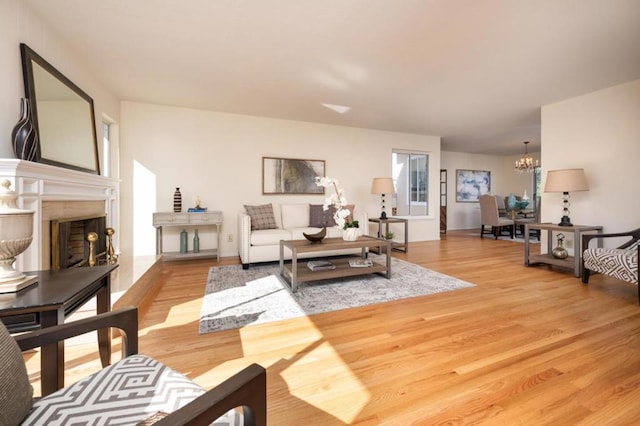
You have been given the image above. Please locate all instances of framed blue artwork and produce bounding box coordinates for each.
[456,169,490,202]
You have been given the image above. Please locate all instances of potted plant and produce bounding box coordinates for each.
[384,231,395,240]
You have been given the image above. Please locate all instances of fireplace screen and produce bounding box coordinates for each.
[51,215,106,269]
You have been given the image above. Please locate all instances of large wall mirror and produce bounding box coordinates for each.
[20,43,100,174]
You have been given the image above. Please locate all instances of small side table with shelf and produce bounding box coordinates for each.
[524,223,603,277]
[368,217,408,253]
[153,211,222,261]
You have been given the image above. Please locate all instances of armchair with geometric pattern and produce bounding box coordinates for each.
[582,228,640,304]
[0,306,266,425]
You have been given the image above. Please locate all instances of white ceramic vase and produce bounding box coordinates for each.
[342,227,358,241]
[0,180,34,285]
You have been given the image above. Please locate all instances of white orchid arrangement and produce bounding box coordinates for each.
[315,176,358,230]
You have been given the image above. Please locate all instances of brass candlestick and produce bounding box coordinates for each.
[87,232,98,267]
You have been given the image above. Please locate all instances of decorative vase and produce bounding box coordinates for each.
[506,193,516,210]
[180,229,188,253]
[552,233,568,259]
[193,229,200,253]
[343,227,359,241]
[11,98,38,162]
[0,180,35,292]
[173,188,182,213]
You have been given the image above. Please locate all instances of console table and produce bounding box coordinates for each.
[0,264,118,395]
[524,223,603,277]
[368,217,408,253]
[153,211,222,261]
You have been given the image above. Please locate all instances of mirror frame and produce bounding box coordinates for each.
[20,43,100,174]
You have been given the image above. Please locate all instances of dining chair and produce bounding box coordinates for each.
[480,194,514,239]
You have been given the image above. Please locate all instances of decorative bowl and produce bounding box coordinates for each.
[303,227,326,243]
[515,200,529,210]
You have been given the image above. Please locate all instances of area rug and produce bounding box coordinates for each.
[199,256,475,334]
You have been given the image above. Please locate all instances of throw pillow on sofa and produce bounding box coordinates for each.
[309,204,336,228]
[244,204,278,230]
[330,204,355,225]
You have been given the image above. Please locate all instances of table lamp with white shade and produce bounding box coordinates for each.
[543,168,589,227]
[371,177,395,219]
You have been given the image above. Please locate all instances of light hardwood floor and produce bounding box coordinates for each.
[25,231,640,424]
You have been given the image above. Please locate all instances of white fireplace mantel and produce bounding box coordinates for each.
[0,159,119,271]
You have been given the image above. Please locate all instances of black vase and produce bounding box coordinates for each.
[11,98,39,162]
[173,187,182,213]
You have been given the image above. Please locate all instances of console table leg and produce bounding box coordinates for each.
[40,309,65,396]
[97,276,112,368]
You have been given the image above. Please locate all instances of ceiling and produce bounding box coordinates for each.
[23,0,640,155]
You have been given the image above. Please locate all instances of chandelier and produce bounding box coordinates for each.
[514,141,538,173]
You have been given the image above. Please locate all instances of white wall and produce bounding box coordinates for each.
[441,150,540,230]
[120,102,441,257]
[541,79,640,248]
[0,0,120,175]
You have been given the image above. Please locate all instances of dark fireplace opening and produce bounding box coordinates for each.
[51,215,107,269]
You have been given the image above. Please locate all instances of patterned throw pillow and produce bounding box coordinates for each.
[244,204,278,230]
[309,204,336,228]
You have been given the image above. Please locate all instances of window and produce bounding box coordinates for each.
[392,150,429,216]
[102,121,110,177]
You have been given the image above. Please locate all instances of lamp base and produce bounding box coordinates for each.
[558,216,573,227]
[380,211,387,220]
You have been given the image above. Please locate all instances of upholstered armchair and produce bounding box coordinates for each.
[0,306,266,425]
[582,228,640,304]
[479,194,514,239]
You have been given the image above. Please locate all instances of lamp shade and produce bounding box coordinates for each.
[371,178,394,194]
[544,168,589,193]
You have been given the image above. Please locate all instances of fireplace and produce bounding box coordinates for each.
[0,159,118,271]
[51,214,107,269]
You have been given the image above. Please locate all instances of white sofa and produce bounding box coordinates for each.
[238,203,368,269]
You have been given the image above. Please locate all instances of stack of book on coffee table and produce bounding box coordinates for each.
[307,260,336,271]
[348,258,373,268]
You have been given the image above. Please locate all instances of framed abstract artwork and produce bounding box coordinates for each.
[262,157,325,194]
[456,169,491,202]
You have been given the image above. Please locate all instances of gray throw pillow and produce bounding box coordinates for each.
[0,321,33,425]
[309,204,336,228]
[244,204,278,230]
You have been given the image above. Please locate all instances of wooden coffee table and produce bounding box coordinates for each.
[279,236,391,292]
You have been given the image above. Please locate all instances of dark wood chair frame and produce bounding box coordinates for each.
[581,228,640,304]
[14,306,267,426]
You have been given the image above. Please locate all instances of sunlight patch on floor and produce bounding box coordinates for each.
[280,341,370,423]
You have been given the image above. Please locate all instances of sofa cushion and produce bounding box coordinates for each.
[251,228,292,246]
[244,204,277,230]
[281,204,309,229]
[309,204,336,228]
[0,321,33,426]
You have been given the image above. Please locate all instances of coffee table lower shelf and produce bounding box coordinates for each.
[280,257,389,291]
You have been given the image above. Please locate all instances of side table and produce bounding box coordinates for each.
[0,264,118,395]
[368,217,408,253]
[524,223,603,277]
